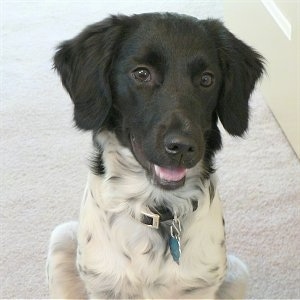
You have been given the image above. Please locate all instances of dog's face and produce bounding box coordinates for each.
[54,13,264,190]
[111,17,223,189]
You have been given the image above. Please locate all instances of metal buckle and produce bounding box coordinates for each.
[141,207,160,229]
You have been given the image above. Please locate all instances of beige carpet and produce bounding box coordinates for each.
[1,1,299,299]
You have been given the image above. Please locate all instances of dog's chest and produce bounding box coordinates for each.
[76,176,226,298]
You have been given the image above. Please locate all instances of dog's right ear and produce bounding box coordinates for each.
[54,16,126,131]
[203,20,265,137]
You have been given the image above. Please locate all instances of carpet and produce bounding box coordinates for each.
[1,1,299,298]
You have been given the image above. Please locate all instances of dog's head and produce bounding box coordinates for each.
[54,13,264,190]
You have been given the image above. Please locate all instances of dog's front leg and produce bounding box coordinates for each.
[216,254,249,299]
[46,221,88,299]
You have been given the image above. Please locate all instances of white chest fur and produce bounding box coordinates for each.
[76,133,227,299]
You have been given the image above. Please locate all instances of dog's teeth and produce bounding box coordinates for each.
[154,165,186,182]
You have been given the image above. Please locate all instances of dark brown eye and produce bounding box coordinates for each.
[132,68,151,82]
[200,72,214,87]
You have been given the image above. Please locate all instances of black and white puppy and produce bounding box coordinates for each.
[47,13,264,299]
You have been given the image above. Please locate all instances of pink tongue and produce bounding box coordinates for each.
[154,165,187,182]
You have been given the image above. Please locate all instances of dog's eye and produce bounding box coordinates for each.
[200,72,214,87]
[132,68,151,82]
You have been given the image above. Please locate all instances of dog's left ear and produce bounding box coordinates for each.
[204,20,265,136]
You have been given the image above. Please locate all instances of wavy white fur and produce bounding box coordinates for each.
[47,131,248,299]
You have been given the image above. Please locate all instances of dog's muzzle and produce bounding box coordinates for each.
[130,133,200,190]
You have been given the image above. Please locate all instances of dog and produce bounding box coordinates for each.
[46,13,264,299]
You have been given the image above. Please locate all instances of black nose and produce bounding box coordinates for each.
[164,134,198,163]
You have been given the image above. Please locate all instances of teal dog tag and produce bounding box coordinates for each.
[169,236,181,264]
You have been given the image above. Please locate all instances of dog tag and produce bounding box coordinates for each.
[169,215,181,265]
[169,236,181,264]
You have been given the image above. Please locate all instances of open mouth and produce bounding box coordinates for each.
[153,165,187,190]
[130,133,187,190]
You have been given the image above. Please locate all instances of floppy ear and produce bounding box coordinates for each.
[54,16,126,131]
[205,20,265,136]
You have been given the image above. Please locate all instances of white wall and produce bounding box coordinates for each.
[224,0,300,158]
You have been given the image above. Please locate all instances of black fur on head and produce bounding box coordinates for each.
[54,13,265,183]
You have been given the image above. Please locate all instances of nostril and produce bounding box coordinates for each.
[166,143,180,154]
